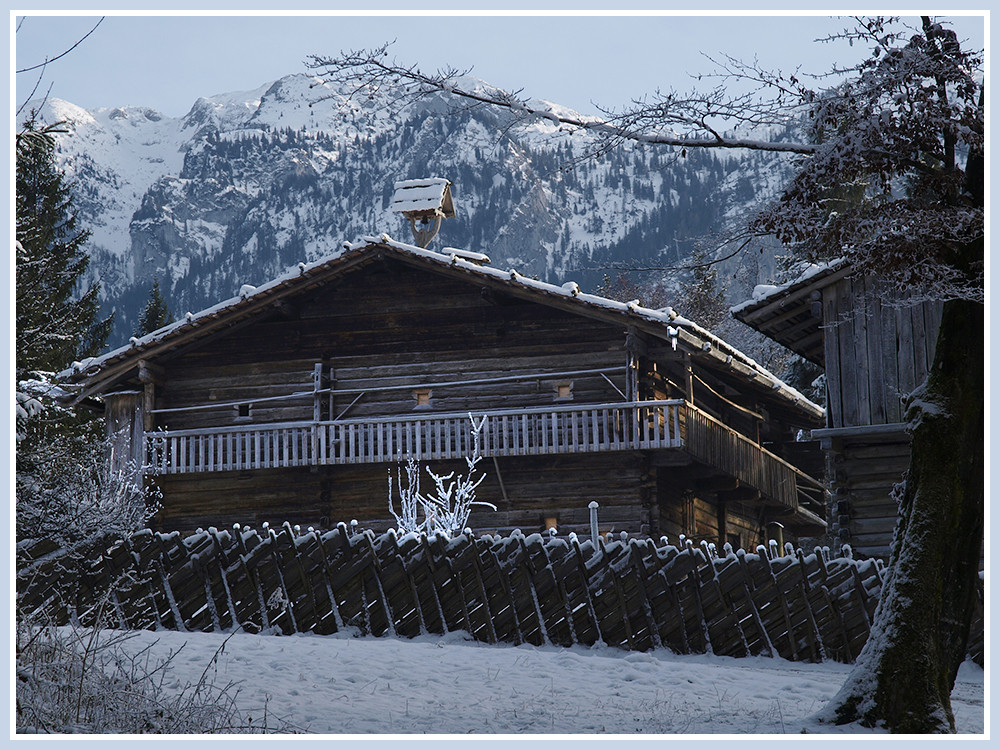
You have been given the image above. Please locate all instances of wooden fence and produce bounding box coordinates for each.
[15,526,984,666]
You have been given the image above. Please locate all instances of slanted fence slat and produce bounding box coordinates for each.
[16,528,983,667]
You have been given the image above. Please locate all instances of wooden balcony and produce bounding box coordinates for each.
[145,400,680,470]
[143,400,822,515]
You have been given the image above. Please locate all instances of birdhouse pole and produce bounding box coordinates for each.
[390,177,456,248]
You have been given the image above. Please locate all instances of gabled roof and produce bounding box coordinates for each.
[60,235,824,423]
[730,259,851,367]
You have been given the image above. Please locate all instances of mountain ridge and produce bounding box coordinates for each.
[30,72,794,350]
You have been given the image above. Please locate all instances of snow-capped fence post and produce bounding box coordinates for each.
[17,528,982,667]
[588,501,599,546]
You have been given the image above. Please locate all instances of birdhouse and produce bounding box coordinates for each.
[391,177,456,248]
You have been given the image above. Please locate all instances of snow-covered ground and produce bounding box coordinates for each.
[72,627,985,738]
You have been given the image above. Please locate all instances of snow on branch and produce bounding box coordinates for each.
[305,43,816,156]
[388,414,496,538]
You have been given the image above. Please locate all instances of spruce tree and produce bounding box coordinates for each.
[15,118,125,545]
[136,279,172,336]
[16,117,111,379]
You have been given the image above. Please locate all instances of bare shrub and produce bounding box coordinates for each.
[15,597,293,734]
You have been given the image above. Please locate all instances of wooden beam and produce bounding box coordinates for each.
[695,474,741,492]
[138,359,165,385]
[143,382,155,431]
[717,486,762,504]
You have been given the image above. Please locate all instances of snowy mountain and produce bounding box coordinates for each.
[30,73,796,349]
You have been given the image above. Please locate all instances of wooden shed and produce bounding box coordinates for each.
[733,260,943,557]
[62,236,826,548]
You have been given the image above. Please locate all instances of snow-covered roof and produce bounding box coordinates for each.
[731,258,851,367]
[730,258,849,316]
[391,178,456,218]
[61,235,823,421]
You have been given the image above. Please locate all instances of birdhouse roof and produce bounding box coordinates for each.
[391,178,456,218]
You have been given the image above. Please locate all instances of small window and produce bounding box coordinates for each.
[234,402,252,421]
[413,389,432,410]
[544,516,559,532]
[553,381,574,402]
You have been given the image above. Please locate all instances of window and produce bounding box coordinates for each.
[553,381,574,402]
[413,389,432,410]
[234,402,252,421]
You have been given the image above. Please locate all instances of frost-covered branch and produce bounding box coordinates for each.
[306,43,816,155]
[16,383,160,546]
[388,414,496,537]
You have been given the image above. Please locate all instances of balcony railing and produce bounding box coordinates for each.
[144,400,684,476]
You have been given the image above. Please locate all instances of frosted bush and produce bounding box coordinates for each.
[389,414,496,537]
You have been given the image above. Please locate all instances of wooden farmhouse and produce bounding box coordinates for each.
[732,260,943,558]
[62,236,828,548]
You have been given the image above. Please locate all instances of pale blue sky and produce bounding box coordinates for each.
[15,12,986,120]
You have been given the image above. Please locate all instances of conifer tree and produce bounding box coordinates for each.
[136,278,173,336]
[16,117,111,379]
[15,118,125,545]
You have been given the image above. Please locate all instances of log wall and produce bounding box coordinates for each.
[154,262,629,432]
[149,452,656,539]
[821,427,912,559]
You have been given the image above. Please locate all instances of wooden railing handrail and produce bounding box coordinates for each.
[685,404,825,492]
[146,400,685,439]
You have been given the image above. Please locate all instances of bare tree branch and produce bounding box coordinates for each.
[305,43,817,155]
[16,17,105,74]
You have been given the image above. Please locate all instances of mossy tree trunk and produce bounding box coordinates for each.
[823,294,984,732]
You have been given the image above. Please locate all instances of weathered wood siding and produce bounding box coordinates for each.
[154,261,629,432]
[136,258,821,549]
[822,276,943,429]
[105,391,144,480]
[149,452,655,538]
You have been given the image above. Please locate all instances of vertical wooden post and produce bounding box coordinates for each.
[312,363,323,422]
[311,363,324,469]
[717,500,728,550]
[104,391,144,484]
[684,353,695,405]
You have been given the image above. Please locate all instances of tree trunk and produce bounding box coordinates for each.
[821,297,984,732]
